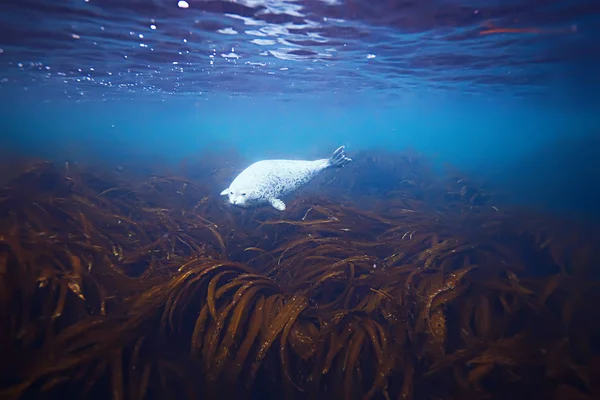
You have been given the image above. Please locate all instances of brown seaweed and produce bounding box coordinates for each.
[0,151,599,400]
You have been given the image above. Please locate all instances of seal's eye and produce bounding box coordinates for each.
[230,191,233,195]
[241,193,246,196]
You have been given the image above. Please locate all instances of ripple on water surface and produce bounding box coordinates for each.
[0,0,597,100]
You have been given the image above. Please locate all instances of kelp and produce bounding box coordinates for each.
[0,151,599,400]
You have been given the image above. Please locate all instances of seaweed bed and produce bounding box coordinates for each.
[0,150,599,400]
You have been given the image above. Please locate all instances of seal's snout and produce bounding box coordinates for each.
[232,199,247,207]
[227,196,243,207]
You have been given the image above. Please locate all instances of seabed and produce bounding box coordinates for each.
[0,150,598,400]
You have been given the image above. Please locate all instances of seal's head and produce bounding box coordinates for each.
[220,186,254,208]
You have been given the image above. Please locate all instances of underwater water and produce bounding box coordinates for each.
[1,1,600,400]
[1,0,599,219]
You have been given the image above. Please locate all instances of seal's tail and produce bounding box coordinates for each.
[327,146,352,168]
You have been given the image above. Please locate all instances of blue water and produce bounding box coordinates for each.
[0,0,599,218]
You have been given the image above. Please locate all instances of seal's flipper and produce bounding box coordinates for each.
[327,145,352,168]
[220,188,229,196]
[269,198,286,211]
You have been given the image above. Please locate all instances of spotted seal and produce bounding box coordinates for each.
[220,145,352,211]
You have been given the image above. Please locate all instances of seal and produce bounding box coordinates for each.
[220,145,352,211]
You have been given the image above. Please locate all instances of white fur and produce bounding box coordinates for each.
[220,146,351,211]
